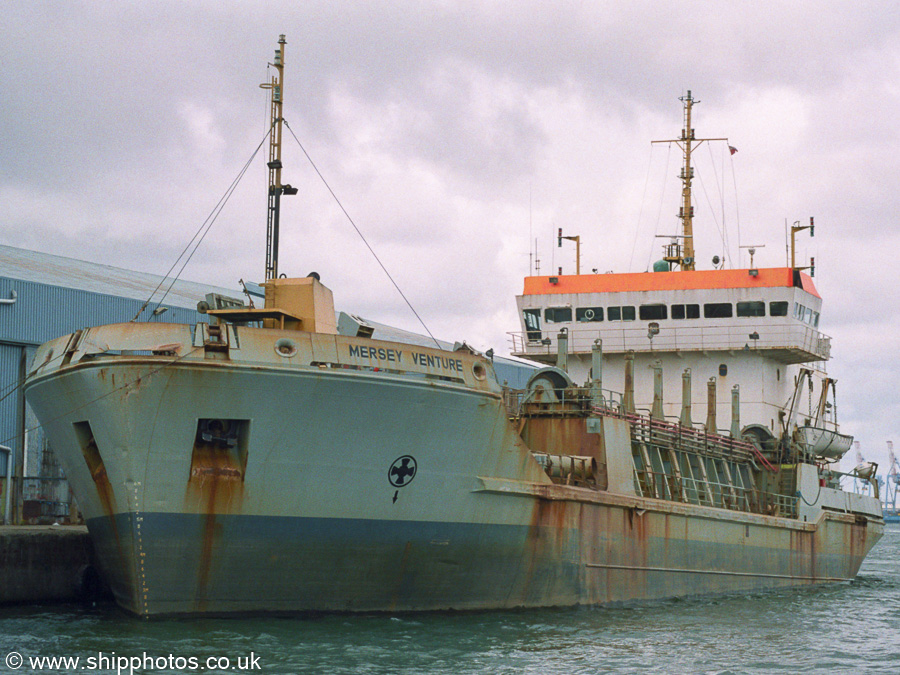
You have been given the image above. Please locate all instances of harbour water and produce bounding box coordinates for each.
[2,524,898,674]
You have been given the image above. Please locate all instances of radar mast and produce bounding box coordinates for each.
[652,91,728,271]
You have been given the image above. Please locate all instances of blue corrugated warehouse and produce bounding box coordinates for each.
[0,244,241,523]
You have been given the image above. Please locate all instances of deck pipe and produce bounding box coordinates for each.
[623,351,635,414]
[706,377,717,434]
[680,368,692,427]
[532,453,598,483]
[731,385,741,438]
[556,328,568,373]
[591,339,603,408]
[650,361,664,420]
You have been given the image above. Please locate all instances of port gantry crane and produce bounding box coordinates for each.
[884,441,899,517]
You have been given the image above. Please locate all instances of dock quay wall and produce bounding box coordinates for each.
[0,525,99,604]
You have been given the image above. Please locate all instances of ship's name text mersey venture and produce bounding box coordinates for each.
[347,345,465,372]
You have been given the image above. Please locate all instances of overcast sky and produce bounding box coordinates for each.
[2,1,897,469]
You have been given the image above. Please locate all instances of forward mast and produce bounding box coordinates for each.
[260,34,298,281]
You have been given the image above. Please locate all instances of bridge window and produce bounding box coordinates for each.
[704,303,733,319]
[639,304,668,320]
[576,307,603,322]
[671,304,700,320]
[543,307,572,323]
[737,301,766,317]
[769,301,788,317]
[791,303,818,326]
[523,309,542,340]
[608,306,635,322]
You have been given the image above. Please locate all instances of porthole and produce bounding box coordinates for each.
[274,338,298,357]
[719,364,728,377]
[472,362,487,380]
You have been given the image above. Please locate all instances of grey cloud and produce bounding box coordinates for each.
[2,0,899,465]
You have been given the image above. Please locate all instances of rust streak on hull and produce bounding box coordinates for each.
[185,438,246,612]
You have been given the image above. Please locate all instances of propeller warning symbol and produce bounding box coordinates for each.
[389,455,418,488]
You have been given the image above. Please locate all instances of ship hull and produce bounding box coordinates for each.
[83,505,879,617]
[24,326,883,616]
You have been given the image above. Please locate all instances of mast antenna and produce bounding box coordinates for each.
[652,91,728,271]
[790,217,815,276]
[260,34,298,280]
[558,228,582,275]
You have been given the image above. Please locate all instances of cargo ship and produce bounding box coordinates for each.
[24,39,882,616]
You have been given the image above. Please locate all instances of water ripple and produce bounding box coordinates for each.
[2,525,899,674]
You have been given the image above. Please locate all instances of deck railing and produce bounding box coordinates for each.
[502,387,624,419]
[509,322,831,361]
[625,411,775,470]
[634,468,797,518]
